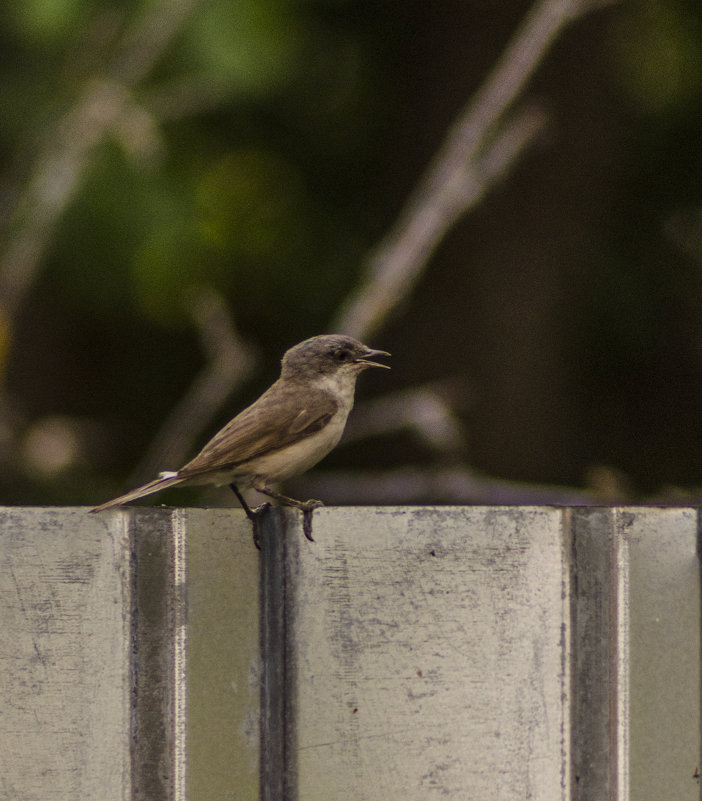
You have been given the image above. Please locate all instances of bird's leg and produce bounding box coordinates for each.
[229,483,270,549]
[252,484,323,542]
[230,483,255,519]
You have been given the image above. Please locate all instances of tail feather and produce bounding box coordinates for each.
[90,474,186,513]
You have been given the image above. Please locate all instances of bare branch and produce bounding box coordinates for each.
[107,0,203,85]
[0,0,205,331]
[0,81,131,322]
[144,78,233,122]
[333,0,614,340]
[344,380,472,457]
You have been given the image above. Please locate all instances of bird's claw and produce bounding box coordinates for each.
[300,499,323,542]
[250,502,272,550]
[300,498,324,512]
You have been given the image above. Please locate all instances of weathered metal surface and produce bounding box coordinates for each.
[184,508,260,801]
[127,508,186,801]
[285,506,571,801]
[258,508,294,801]
[0,507,131,800]
[570,507,701,801]
[0,506,699,800]
[0,506,259,801]
[570,507,616,800]
[623,508,700,801]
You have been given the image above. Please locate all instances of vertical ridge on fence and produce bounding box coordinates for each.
[128,508,185,801]
[171,510,188,801]
[569,508,617,800]
[259,507,298,801]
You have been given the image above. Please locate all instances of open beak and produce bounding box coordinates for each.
[355,348,391,370]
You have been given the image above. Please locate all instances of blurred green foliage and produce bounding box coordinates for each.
[181,0,304,94]
[613,0,702,114]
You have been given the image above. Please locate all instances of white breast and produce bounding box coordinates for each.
[242,407,349,483]
[204,370,359,489]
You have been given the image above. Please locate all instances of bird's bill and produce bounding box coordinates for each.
[355,348,391,369]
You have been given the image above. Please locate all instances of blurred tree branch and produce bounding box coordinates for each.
[342,380,471,460]
[316,0,618,505]
[334,0,616,340]
[0,0,212,485]
[0,0,205,332]
[129,287,257,484]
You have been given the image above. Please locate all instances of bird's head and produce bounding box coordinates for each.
[281,334,390,381]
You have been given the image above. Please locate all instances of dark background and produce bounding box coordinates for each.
[2,0,702,507]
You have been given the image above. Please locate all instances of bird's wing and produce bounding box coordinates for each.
[178,381,338,478]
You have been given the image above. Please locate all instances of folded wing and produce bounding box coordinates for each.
[178,381,338,479]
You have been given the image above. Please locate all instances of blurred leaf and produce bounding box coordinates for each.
[127,147,316,324]
[4,0,95,45]
[613,0,702,114]
[49,142,164,310]
[179,0,304,94]
[196,148,311,260]
[194,147,359,327]
[131,225,223,325]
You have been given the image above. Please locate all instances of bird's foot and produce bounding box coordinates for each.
[299,498,324,511]
[298,499,324,542]
[249,503,272,550]
[230,483,273,549]
[253,483,324,543]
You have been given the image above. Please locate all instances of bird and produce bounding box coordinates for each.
[91,334,390,543]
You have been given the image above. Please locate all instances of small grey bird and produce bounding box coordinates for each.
[91,334,390,542]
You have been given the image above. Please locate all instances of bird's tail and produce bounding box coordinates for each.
[90,473,186,513]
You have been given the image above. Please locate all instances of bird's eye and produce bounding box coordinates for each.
[334,349,351,362]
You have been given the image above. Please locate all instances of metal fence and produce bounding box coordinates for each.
[0,506,699,800]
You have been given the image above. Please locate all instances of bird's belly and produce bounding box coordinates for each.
[244,416,346,484]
